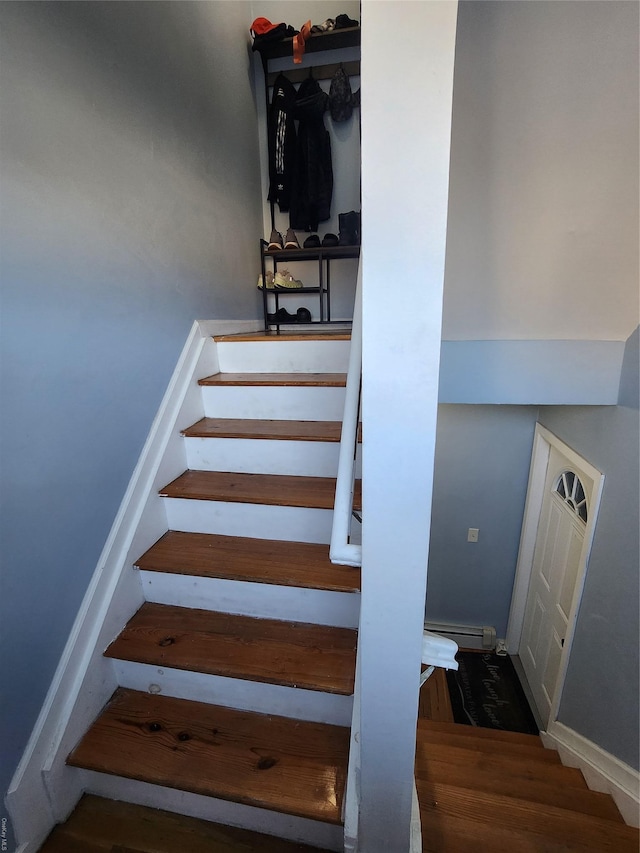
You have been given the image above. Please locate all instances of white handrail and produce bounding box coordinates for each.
[330,259,362,567]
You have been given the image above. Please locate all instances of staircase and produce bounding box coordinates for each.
[57,332,362,852]
[30,329,639,853]
[416,719,639,852]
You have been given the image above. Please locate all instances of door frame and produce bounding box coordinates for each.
[506,423,605,728]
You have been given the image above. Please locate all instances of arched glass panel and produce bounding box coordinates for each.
[555,470,588,523]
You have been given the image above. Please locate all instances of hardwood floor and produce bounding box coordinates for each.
[38,795,336,853]
[39,668,639,852]
[182,417,362,442]
[105,602,357,694]
[198,372,347,386]
[67,689,349,825]
[416,670,639,851]
[159,470,363,511]
[418,666,454,723]
[134,531,361,592]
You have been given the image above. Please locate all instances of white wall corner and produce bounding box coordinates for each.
[542,720,640,827]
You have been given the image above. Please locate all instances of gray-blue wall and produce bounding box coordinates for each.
[538,328,640,770]
[427,405,538,637]
[0,3,260,845]
[427,329,639,771]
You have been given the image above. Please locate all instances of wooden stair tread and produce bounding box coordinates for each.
[415,756,623,821]
[67,689,349,825]
[416,727,559,761]
[182,417,361,442]
[415,740,588,787]
[213,332,351,342]
[420,807,620,853]
[105,603,357,695]
[418,718,544,747]
[38,794,336,853]
[159,470,362,510]
[135,531,361,592]
[199,372,346,387]
[416,779,639,851]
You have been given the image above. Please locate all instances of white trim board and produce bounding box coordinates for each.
[542,721,640,827]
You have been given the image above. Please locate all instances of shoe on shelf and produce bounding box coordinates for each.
[303,234,321,248]
[267,307,297,324]
[321,233,339,247]
[284,228,301,249]
[267,307,313,325]
[274,269,303,289]
[267,229,283,250]
[257,270,275,289]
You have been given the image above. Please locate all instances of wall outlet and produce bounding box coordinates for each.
[467,528,479,543]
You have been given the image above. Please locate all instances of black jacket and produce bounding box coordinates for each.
[267,74,297,212]
[289,76,333,231]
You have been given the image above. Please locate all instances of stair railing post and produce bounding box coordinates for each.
[330,259,363,567]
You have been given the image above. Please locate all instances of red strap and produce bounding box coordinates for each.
[293,20,311,64]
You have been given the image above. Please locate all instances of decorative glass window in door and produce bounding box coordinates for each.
[555,470,588,523]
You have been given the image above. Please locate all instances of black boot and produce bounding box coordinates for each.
[338,211,361,246]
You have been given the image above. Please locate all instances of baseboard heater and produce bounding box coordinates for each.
[423,621,496,651]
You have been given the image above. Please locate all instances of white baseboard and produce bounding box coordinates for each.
[542,720,640,827]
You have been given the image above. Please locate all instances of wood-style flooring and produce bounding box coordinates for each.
[416,669,638,852]
[105,602,357,694]
[159,470,362,511]
[67,689,349,826]
[38,668,639,853]
[37,794,335,853]
[135,530,361,592]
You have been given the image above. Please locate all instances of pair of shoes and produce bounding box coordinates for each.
[302,233,338,248]
[257,270,275,289]
[274,269,303,289]
[267,307,312,324]
[338,211,360,245]
[268,228,301,250]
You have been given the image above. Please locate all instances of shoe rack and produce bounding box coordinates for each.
[260,240,360,332]
[258,26,361,333]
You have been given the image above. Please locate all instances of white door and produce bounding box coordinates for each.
[520,446,594,727]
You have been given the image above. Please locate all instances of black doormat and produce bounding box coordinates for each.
[445,652,539,735]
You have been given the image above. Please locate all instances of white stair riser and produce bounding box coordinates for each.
[184,437,362,478]
[201,386,346,421]
[139,571,360,629]
[79,772,343,851]
[112,660,353,726]
[216,340,351,373]
[163,498,334,544]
